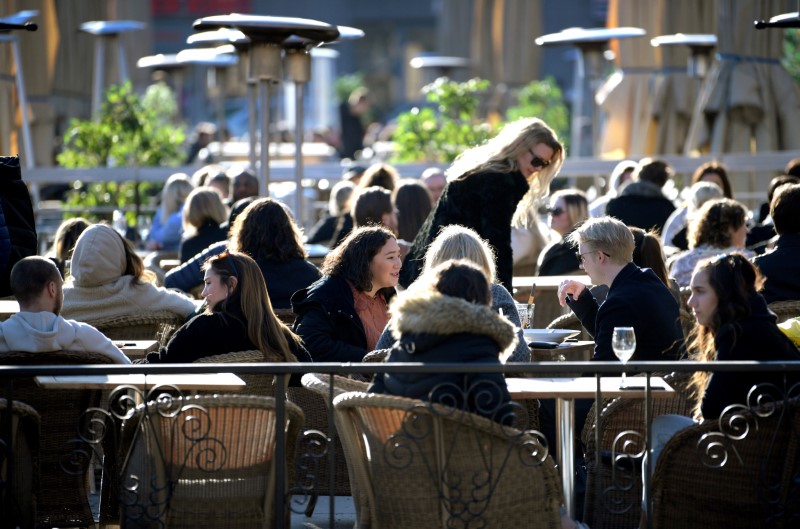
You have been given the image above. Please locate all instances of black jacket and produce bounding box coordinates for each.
[537,237,581,276]
[369,290,516,424]
[0,156,37,297]
[146,304,312,385]
[606,181,675,234]
[752,233,800,303]
[179,220,228,263]
[305,214,339,246]
[399,170,529,291]
[291,275,395,362]
[568,263,684,362]
[701,293,800,419]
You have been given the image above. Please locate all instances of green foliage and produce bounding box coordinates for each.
[334,73,366,102]
[506,77,571,153]
[391,77,495,163]
[783,29,800,85]
[57,82,185,223]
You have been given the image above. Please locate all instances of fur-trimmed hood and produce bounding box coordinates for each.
[389,288,518,357]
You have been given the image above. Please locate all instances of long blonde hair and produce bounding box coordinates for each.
[450,118,564,228]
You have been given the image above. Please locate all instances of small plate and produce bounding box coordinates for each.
[522,328,581,344]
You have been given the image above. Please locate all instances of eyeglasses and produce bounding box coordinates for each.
[529,148,551,169]
[216,250,239,277]
[575,250,611,264]
[547,207,565,216]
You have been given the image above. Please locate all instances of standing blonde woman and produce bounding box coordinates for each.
[399,117,564,291]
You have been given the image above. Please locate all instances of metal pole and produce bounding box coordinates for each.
[117,36,130,83]
[247,81,257,171]
[570,51,584,157]
[92,37,106,119]
[10,36,34,169]
[294,81,305,224]
[259,80,271,196]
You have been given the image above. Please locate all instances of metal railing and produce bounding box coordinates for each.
[0,359,798,528]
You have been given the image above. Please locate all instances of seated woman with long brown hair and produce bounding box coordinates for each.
[147,251,311,381]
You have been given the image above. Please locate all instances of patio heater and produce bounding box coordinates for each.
[192,15,342,200]
[755,0,800,28]
[79,20,146,120]
[136,53,185,120]
[0,10,38,170]
[535,27,645,157]
[650,34,718,79]
[409,54,470,86]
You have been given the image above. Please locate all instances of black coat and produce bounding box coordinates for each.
[0,156,37,297]
[305,214,339,246]
[146,305,312,385]
[537,237,581,276]
[399,170,529,291]
[291,275,395,362]
[568,263,684,362]
[369,290,516,424]
[701,293,800,419]
[752,233,800,303]
[606,181,675,234]
[260,259,321,310]
[179,220,228,263]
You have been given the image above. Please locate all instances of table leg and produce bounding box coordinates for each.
[556,397,575,519]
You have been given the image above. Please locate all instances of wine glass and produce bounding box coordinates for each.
[611,327,636,387]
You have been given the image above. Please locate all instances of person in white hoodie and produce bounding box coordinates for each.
[0,256,130,363]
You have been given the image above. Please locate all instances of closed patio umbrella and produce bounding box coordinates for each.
[685,0,800,154]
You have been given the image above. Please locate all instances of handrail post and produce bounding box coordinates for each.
[275,373,286,528]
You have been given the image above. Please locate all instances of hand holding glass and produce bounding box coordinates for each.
[612,327,636,387]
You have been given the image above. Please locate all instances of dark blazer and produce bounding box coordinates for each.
[179,220,228,263]
[752,233,800,303]
[606,181,675,234]
[537,237,581,276]
[568,263,684,362]
[701,293,800,419]
[399,170,529,291]
[291,275,395,363]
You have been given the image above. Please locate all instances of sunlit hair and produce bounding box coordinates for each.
[357,163,400,192]
[550,189,589,231]
[691,161,733,198]
[392,179,432,241]
[182,187,228,234]
[630,227,669,286]
[328,180,354,216]
[633,158,673,188]
[159,173,194,224]
[191,164,226,187]
[203,251,301,361]
[423,225,496,284]
[608,160,637,193]
[52,217,90,262]
[686,181,725,216]
[425,260,491,306]
[231,198,305,263]
[771,183,800,235]
[322,226,396,297]
[352,186,393,228]
[567,217,634,264]
[118,229,157,286]
[11,256,62,305]
[688,198,747,249]
[446,117,564,227]
[686,253,764,416]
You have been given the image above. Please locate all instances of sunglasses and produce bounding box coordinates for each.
[575,250,611,264]
[216,250,239,277]
[547,207,565,216]
[529,148,551,169]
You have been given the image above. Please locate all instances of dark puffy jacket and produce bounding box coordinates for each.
[0,156,37,296]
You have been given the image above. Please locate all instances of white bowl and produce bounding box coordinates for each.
[522,328,581,344]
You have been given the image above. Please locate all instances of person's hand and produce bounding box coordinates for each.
[558,280,586,307]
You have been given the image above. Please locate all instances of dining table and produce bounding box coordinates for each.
[35,372,246,391]
[506,376,675,519]
[0,299,20,320]
[113,340,159,360]
[512,275,590,328]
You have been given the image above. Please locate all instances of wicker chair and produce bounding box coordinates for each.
[650,399,800,528]
[193,350,280,397]
[0,350,117,529]
[546,312,590,341]
[0,400,40,529]
[86,310,186,346]
[768,300,800,324]
[580,372,696,529]
[117,394,304,529]
[334,392,563,529]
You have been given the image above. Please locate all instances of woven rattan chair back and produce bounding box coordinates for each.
[651,398,800,528]
[86,310,186,346]
[334,392,563,529]
[768,300,800,324]
[0,350,116,528]
[119,394,304,529]
[0,400,40,529]
[581,372,696,529]
[193,350,279,397]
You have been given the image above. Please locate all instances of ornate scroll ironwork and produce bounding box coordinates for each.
[601,429,645,514]
[289,428,329,514]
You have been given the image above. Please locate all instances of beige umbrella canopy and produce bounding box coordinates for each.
[596,0,658,158]
[685,0,800,154]
[649,0,717,155]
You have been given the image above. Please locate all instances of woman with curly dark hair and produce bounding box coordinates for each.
[291,226,400,362]
[667,198,753,287]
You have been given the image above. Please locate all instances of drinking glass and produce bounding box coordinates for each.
[611,327,636,387]
[514,302,535,329]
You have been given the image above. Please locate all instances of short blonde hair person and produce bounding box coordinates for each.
[182,186,229,235]
[567,216,634,264]
[422,225,496,284]
[160,173,194,224]
[549,188,589,230]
